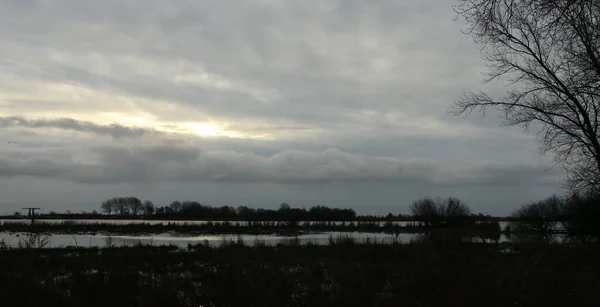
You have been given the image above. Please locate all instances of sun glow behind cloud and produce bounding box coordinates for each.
[186,123,221,136]
[114,114,248,139]
[180,122,233,137]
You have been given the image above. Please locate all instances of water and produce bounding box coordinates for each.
[0,231,526,249]
[2,219,563,248]
[0,232,408,248]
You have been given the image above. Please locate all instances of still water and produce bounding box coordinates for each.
[2,220,565,248]
[0,231,525,249]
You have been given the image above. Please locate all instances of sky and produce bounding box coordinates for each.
[0,0,565,216]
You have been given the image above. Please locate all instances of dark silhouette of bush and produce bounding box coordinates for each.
[410,197,471,228]
[510,195,563,234]
[562,193,600,239]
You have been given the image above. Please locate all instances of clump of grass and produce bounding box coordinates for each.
[0,238,8,250]
[103,236,116,248]
[17,232,52,249]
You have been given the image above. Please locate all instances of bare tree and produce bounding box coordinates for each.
[410,197,444,227]
[410,197,471,227]
[143,200,155,217]
[452,0,600,194]
[101,200,114,215]
[127,197,143,216]
[169,201,182,213]
[511,195,563,233]
[114,198,128,216]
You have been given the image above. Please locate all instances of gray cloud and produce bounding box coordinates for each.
[0,143,562,189]
[0,0,564,214]
[0,0,487,132]
[0,116,157,139]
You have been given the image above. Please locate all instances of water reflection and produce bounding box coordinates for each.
[0,232,412,248]
[2,220,590,249]
[0,231,524,249]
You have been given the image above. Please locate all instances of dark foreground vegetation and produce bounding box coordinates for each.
[509,194,600,240]
[1,240,599,307]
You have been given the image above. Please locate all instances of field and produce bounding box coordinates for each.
[1,239,599,307]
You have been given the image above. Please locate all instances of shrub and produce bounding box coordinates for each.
[511,195,563,234]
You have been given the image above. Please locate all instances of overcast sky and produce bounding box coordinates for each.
[0,0,564,216]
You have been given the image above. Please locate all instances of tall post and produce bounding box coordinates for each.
[22,208,40,224]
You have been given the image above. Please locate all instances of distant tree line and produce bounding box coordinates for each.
[99,198,358,221]
[3,196,505,222]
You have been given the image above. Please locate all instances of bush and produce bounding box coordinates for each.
[562,193,600,239]
[410,197,471,228]
[511,195,563,234]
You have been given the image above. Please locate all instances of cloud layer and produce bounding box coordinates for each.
[0,116,157,139]
[0,0,562,214]
[0,140,561,187]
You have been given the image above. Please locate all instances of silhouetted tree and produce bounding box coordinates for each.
[101,200,114,215]
[453,0,600,194]
[410,197,443,227]
[96,197,356,221]
[143,201,155,216]
[236,206,254,217]
[127,197,143,216]
[169,201,182,213]
[511,195,563,233]
[410,197,471,227]
[114,198,128,216]
[279,203,291,211]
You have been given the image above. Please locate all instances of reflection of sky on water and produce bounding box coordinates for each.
[0,231,526,249]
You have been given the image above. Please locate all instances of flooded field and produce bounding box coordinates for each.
[0,231,528,248]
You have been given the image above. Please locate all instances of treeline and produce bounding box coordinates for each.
[96,197,504,222]
[6,196,502,222]
[99,197,358,221]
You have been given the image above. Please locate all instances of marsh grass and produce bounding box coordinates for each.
[103,236,116,248]
[17,232,52,249]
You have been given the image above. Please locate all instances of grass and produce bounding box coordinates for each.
[0,239,599,306]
